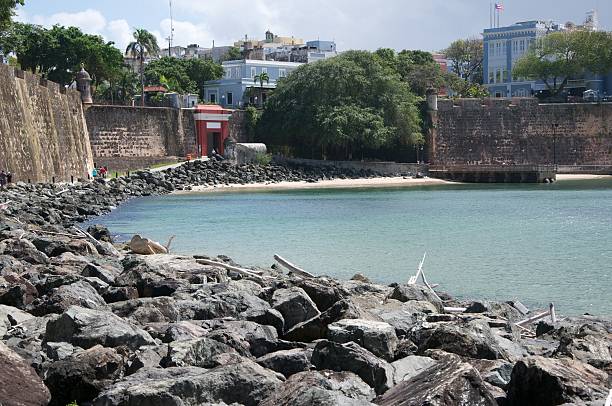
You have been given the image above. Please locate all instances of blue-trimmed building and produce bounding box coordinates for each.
[483,20,612,98]
[483,21,561,97]
[203,59,302,108]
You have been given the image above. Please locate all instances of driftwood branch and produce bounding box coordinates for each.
[195,258,264,281]
[274,254,315,278]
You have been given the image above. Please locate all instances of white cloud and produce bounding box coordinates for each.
[30,9,107,35]
[159,18,214,48]
[106,19,133,50]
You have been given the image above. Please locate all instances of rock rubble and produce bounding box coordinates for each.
[0,161,609,406]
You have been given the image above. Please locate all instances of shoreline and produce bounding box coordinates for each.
[175,176,453,194]
[556,173,612,180]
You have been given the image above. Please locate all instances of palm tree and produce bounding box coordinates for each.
[253,72,269,107]
[125,28,160,106]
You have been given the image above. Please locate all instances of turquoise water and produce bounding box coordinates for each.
[91,179,612,315]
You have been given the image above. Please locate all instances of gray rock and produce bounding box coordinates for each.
[328,318,398,361]
[0,238,49,264]
[0,303,34,337]
[163,320,208,342]
[31,280,107,315]
[260,370,375,406]
[45,305,155,350]
[206,320,279,357]
[0,272,38,309]
[374,351,497,406]
[311,340,393,395]
[0,341,51,406]
[93,359,282,406]
[42,341,80,361]
[389,284,444,312]
[44,345,125,406]
[505,356,609,406]
[162,337,238,368]
[126,344,167,374]
[110,297,180,324]
[257,348,313,377]
[415,319,509,360]
[272,287,321,332]
[389,355,438,385]
[296,278,346,312]
[471,359,514,388]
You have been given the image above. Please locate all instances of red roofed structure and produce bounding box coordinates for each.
[193,105,233,157]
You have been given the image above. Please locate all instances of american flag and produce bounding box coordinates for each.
[495,3,504,10]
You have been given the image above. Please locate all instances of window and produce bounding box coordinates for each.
[279,69,286,78]
[519,40,525,52]
[209,93,216,103]
[513,41,518,54]
[489,69,495,84]
[495,42,500,56]
[489,43,494,55]
[225,68,231,78]
[261,67,267,74]
[496,69,502,83]
[503,69,509,83]
[227,92,233,105]
[235,67,240,78]
[251,67,256,79]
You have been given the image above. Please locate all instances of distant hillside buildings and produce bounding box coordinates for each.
[483,10,612,98]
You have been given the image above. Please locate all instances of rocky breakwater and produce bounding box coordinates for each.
[0,161,610,406]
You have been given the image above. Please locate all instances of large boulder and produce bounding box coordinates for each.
[31,280,107,315]
[389,284,444,311]
[260,370,375,406]
[0,342,51,406]
[110,297,180,324]
[161,337,238,368]
[0,272,38,309]
[414,319,509,360]
[0,303,34,337]
[505,356,609,406]
[93,359,282,406]
[296,278,346,312]
[371,299,436,337]
[205,320,280,357]
[311,340,393,395]
[388,355,438,386]
[0,238,49,264]
[45,306,155,350]
[328,319,398,361]
[374,351,498,406]
[44,345,125,406]
[272,287,321,332]
[256,348,313,377]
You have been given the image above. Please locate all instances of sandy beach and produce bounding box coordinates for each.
[556,174,612,180]
[176,176,452,193]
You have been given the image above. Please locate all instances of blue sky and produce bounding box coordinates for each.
[16,0,610,52]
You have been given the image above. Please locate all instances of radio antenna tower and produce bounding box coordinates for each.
[167,0,175,57]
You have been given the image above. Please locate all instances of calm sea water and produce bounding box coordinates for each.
[90,179,612,315]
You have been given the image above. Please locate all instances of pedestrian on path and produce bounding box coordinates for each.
[0,170,6,188]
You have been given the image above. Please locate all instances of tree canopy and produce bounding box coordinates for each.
[513,30,612,95]
[0,22,124,86]
[0,0,23,30]
[144,57,223,99]
[257,50,423,160]
[443,38,483,84]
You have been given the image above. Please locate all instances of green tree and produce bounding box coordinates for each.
[513,30,612,96]
[444,38,483,84]
[257,51,422,161]
[221,46,242,61]
[0,0,23,30]
[144,57,223,100]
[126,28,160,106]
[253,71,269,106]
[0,23,124,87]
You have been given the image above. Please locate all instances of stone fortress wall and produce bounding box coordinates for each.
[0,64,93,182]
[431,98,612,167]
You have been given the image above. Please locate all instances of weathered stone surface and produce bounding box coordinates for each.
[296,278,346,312]
[256,348,313,377]
[126,344,166,375]
[389,355,438,385]
[93,359,282,406]
[311,340,393,395]
[415,319,509,360]
[470,359,514,388]
[162,337,238,368]
[0,272,38,308]
[389,284,444,311]
[31,280,107,315]
[163,320,208,342]
[272,287,321,332]
[45,305,155,350]
[0,238,49,264]
[505,356,609,406]
[328,318,398,361]
[110,296,181,324]
[206,320,279,357]
[374,351,497,406]
[0,304,34,337]
[0,341,51,406]
[260,370,375,406]
[44,345,124,406]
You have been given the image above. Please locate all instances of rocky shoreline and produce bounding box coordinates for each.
[0,161,610,406]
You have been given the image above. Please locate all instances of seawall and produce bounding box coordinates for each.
[432,98,612,167]
[0,64,93,182]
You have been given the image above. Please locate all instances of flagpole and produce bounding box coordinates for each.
[490,2,493,29]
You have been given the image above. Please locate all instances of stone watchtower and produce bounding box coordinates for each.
[76,65,93,105]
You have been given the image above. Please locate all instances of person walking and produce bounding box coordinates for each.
[6,171,11,184]
[92,167,98,178]
[0,170,6,188]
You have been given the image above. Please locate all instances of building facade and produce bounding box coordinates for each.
[483,20,561,97]
[203,59,302,108]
